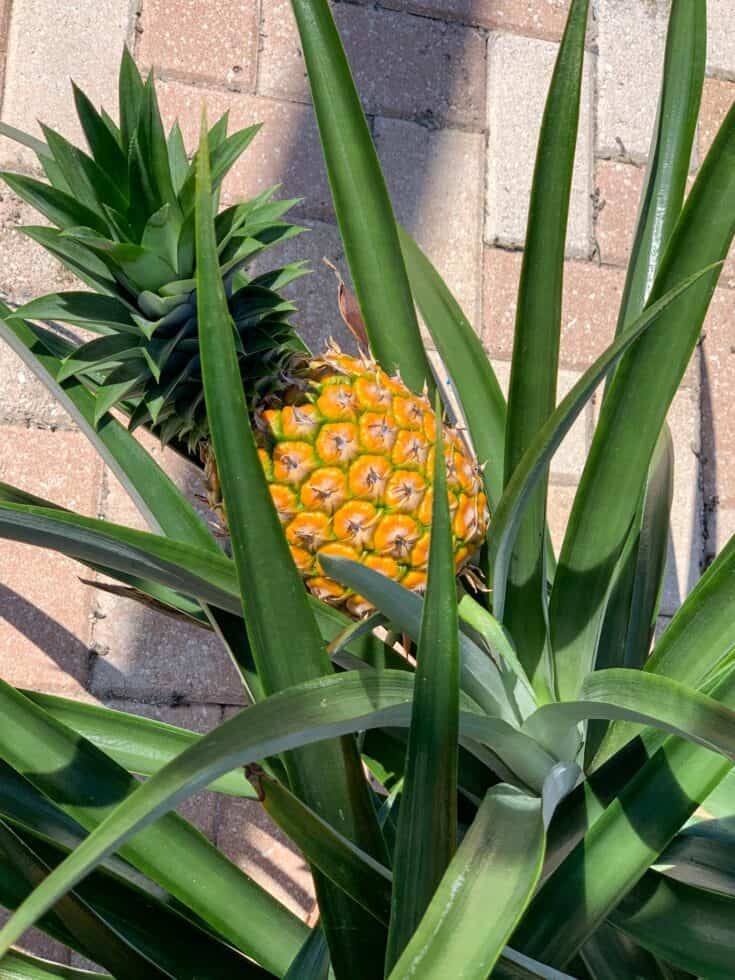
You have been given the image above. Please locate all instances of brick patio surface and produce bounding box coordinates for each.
[0,0,733,965]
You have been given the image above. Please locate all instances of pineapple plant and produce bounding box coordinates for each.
[1,1,735,979]
[1,50,488,615]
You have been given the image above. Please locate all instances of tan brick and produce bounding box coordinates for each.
[0,188,84,428]
[485,33,593,257]
[156,79,333,220]
[547,482,577,556]
[483,249,626,372]
[104,699,221,838]
[661,386,702,616]
[0,0,133,170]
[381,0,570,40]
[0,189,79,302]
[595,160,644,268]
[138,0,258,90]
[596,0,669,161]
[707,0,735,78]
[698,77,735,160]
[701,287,735,508]
[89,586,246,705]
[706,505,735,561]
[0,427,102,695]
[375,117,485,327]
[259,1,486,130]
[217,794,316,920]
[91,430,246,706]
[492,360,590,482]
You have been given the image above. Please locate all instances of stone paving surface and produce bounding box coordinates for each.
[0,0,733,965]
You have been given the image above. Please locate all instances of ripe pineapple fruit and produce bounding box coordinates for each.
[248,347,488,616]
[2,50,489,613]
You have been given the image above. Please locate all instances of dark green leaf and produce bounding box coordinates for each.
[290,0,432,393]
[194,113,389,974]
[386,396,460,968]
[549,95,735,702]
[502,0,589,701]
[610,874,735,979]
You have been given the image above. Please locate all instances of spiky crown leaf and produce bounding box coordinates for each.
[0,48,309,450]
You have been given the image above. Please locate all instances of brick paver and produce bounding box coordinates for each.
[0,0,131,170]
[486,32,593,257]
[707,0,735,79]
[156,78,333,220]
[376,117,485,326]
[0,428,102,696]
[377,0,570,38]
[596,0,669,162]
[139,0,259,90]
[260,0,487,130]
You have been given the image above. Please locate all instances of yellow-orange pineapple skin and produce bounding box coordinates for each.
[256,351,489,615]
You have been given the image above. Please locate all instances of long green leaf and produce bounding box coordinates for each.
[1,817,269,978]
[289,0,431,393]
[386,398,460,969]
[388,787,545,980]
[524,668,735,763]
[549,97,735,701]
[0,821,167,980]
[0,949,105,979]
[0,308,213,552]
[593,425,674,683]
[514,666,735,967]
[0,679,306,974]
[609,874,735,979]
[502,0,589,701]
[579,922,672,980]
[23,693,256,799]
[487,266,718,621]
[194,118,388,976]
[652,817,735,896]
[0,669,556,959]
[701,767,735,818]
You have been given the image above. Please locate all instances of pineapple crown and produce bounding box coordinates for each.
[0,48,309,451]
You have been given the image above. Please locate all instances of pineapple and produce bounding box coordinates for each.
[2,50,489,614]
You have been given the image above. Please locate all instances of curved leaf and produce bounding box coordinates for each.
[549,96,735,701]
[609,874,735,979]
[397,227,506,506]
[0,669,558,959]
[0,678,306,974]
[653,817,735,896]
[321,553,527,724]
[23,693,256,799]
[525,668,735,763]
[388,787,545,980]
[487,265,718,623]
[0,949,106,979]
